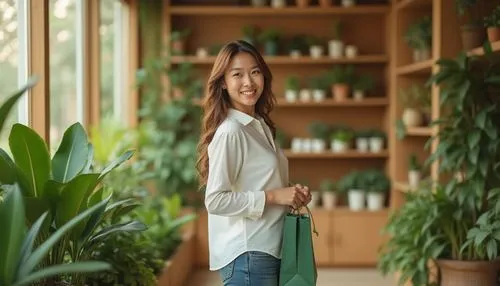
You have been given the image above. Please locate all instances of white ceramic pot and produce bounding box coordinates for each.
[348,189,365,211]
[289,50,302,58]
[367,192,385,211]
[322,192,337,210]
[302,138,312,153]
[369,137,384,152]
[196,47,208,58]
[291,138,303,152]
[311,139,326,153]
[299,89,312,102]
[353,90,365,101]
[309,45,324,58]
[285,90,298,102]
[402,108,423,127]
[331,140,349,153]
[328,40,344,58]
[356,138,369,152]
[345,45,358,58]
[413,49,431,62]
[308,191,321,209]
[251,0,267,7]
[312,89,326,102]
[271,0,286,8]
[408,170,421,189]
[341,0,355,7]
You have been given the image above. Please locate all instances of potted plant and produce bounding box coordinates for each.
[299,87,312,102]
[319,0,332,7]
[288,35,307,58]
[455,0,487,50]
[307,36,324,59]
[284,75,300,102]
[319,179,337,210]
[407,153,421,189]
[338,171,365,211]
[345,44,359,58]
[352,74,375,100]
[171,28,191,55]
[167,62,196,99]
[271,0,286,8]
[328,20,344,58]
[399,84,427,128]
[296,0,311,8]
[369,129,385,153]
[364,169,390,211]
[258,28,281,56]
[251,0,267,7]
[195,47,208,58]
[308,121,330,153]
[354,129,371,152]
[330,127,353,153]
[328,65,354,101]
[341,0,356,7]
[483,6,500,42]
[308,75,328,102]
[241,25,258,45]
[403,16,432,62]
[275,129,290,149]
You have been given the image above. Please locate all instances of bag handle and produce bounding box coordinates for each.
[290,205,319,237]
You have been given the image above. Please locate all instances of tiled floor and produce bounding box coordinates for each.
[186,267,395,286]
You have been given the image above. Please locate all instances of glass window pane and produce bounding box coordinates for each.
[0,0,19,153]
[49,0,77,152]
[99,0,114,119]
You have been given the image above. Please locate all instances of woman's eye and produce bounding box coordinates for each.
[252,70,261,75]
[232,73,240,77]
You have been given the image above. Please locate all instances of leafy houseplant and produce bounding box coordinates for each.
[364,169,390,211]
[328,65,354,101]
[241,25,258,46]
[319,179,337,210]
[352,74,375,100]
[330,128,353,153]
[354,129,371,152]
[338,171,366,211]
[403,16,432,62]
[396,84,431,138]
[379,47,500,285]
[258,28,281,56]
[284,76,299,103]
[484,6,500,42]
[308,121,329,153]
[455,0,486,50]
[170,28,190,55]
[328,20,344,58]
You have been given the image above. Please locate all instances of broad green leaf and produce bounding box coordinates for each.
[23,197,49,227]
[52,123,89,183]
[487,239,497,260]
[475,110,488,129]
[9,124,50,197]
[493,230,500,241]
[18,198,108,278]
[13,261,110,286]
[98,150,134,180]
[18,212,47,267]
[82,143,94,173]
[0,148,17,185]
[474,231,490,246]
[55,173,100,228]
[89,221,146,243]
[78,195,109,245]
[0,77,37,138]
[467,130,481,149]
[477,212,489,225]
[0,185,26,285]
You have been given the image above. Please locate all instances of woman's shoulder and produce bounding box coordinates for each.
[215,117,245,136]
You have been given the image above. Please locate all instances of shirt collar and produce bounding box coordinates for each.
[228,108,257,126]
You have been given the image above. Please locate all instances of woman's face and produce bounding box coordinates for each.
[223,52,264,116]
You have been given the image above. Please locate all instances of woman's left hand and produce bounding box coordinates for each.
[294,184,311,207]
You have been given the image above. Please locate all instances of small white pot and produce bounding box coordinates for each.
[299,89,312,102]
[291,138,303,152]
[309,45,324,58]
[311,139,326,153]
[413,49,431,62]
[408,170,421,189]
[367,192,385,211]
[348,189,365,211]
[322,192,337,210]
[289,50,302,58]
[251,0,267,6]
[285,90,298,102]
[353,90,365,101]
[331,139,349,153]
[341,0,356,7]
[302,138,312,153]
[345,45,358,58]
[402,108,423,127]
[328,40,344,58]
[308,191,321,209]
[369,137,384,152]
[312,89,326,102]
[196,47,208,58]
[356,138,369,152]
[271,0,286,8]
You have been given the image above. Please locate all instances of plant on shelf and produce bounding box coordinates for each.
[403,16,432,62]
[242,25,258,45]
[364,169,390,211]
[287,34,307,58]
[330,127,353,153]
[166,62,202,100]
[284,75,300,102]
[170,28,191,55]
[319,179,337,210]
[327,65,355,102]
[368,129,385,153]
[308,121,330,153]
[354,129,372,153]
[455,0,486,50]
[352,74,376,100]
[258,28,281,56]
[306,35,324,58]
[396,84,430,138]
[483,6,500,42]
[380,46,500,285]
[408,153,422,189]
[328,19,344,58]
[275,129,289,149]
[308,75,329,102]
[337,171,366,211]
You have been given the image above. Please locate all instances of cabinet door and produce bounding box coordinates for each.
[332,209,388,266]
[310,209,332,266]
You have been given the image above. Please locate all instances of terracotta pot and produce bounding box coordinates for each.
[437,259,500,286]
[461,24,486,50]
[332,84,350,101]
[296,0,310,8]
[172,40,185,55]
[487,27,500,42]
[318,0,332,7]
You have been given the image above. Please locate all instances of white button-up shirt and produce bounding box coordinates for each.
[205,108,289,271]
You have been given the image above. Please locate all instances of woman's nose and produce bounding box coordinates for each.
[242,74,253,86]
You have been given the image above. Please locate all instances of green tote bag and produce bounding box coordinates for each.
[279,206,319,286]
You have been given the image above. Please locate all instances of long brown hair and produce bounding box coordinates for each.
[196,40,277,189]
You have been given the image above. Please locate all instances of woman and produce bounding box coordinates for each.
[196,40,312,286]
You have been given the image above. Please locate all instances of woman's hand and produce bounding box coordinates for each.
[265,184,311,208]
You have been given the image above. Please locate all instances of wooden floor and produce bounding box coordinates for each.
[186,267,395,286]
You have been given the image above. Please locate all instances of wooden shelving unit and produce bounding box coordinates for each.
[169,5,390,15]
[406,126,432,136]
[171,55,388,65]
[276,98,389,107]
[395,0,433,11]
[284,150,389,159]
[395,59,433,75]
[468,40,500,56]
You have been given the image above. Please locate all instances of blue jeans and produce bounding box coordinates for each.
[218,251,281,286]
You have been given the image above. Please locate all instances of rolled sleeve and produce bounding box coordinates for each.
[205,130,266,220]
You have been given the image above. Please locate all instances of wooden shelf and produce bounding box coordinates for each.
[170,55,388,65]
[406,126,432,136]
[394,181,412,193]
[395,0,432,11]
[284,150,389,159]
[468,41,500,56]
[396,59,433,76]
[276,98,389,107]
[169,5,390,15]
